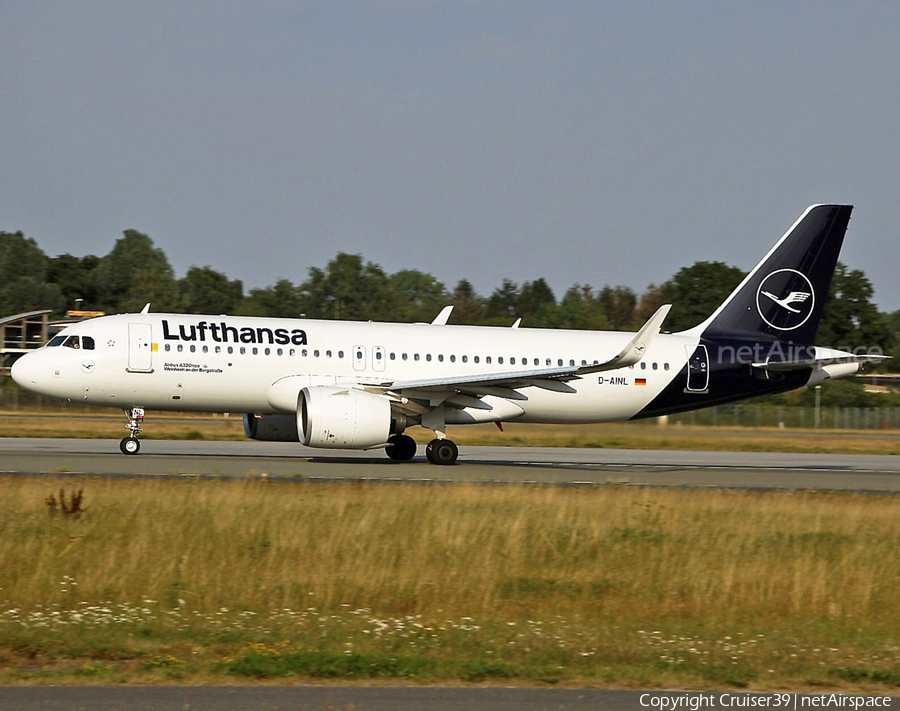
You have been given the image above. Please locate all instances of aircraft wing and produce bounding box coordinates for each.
[364,305,671,408]
[752,353,890,371]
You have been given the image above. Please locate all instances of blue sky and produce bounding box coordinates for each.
[3,1,899,310]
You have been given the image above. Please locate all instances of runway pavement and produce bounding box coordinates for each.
[2,687,897,711]
[2,437,900,491]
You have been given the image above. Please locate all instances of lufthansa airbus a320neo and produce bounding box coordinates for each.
[12,205,885,465]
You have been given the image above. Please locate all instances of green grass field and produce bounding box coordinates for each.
[0,477,897,689]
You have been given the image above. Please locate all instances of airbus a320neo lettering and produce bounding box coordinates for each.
[12,205,885,465]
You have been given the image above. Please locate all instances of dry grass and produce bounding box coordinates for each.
[3,479,886,621]
[0,477,897,687]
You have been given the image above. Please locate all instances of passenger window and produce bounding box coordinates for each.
[438,354,444,362]
[426,354,432,362]
[558,359,563,366]
[474,356,480,364]
[640,362,646,370]
[652,362,658,370]
[265,348,272,356]
[302,349,308,357]
[664,363,670,371]
[252,347,258,355]
[414,354,420,361]
[498,357,503,364]
[314,350,320,357]
[228,346,234,355]
[569,359,575,366]
[450,355,456,363]
[486,356,492,364]
[289,349,295,356]
[534,358,539,366]
[215,346,222,354]
[339,351,344,358]
[390,352,395,360]
[326,350,332,358]
[402,353,408,361]
[178,344,184,353]
[462,355,468,363]
[165,344,171,352]
[375,351,381,360]
[581,360,587,366]
[240,347,246,355]
[203,345,209,354]
[510,357,516,365]
[190,345,196,353]
[276,348,283,356]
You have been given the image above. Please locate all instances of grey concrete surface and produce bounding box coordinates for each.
[1,438,900,491]
[1,687,896,711]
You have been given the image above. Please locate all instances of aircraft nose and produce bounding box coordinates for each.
[10,352,38,387]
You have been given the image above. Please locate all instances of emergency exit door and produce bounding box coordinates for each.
[353,345,366,372]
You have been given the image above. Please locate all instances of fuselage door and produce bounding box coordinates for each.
[373,346,386,372]
[685,344,709,393]
[128,324,154,373]
[353,345,366,372]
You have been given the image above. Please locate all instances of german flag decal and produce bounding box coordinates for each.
[635,378,647,386]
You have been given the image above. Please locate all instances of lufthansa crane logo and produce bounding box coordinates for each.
[756,269,815,331]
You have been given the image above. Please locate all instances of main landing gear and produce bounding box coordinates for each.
[425,438,458,465]
[385,433,417,461]
[384,433,459,464]
[384,434,459,465]
[120,407,145,455]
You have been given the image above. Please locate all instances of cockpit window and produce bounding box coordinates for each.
[46,334,94,349]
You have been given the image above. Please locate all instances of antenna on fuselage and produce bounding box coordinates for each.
[140,303,151,314]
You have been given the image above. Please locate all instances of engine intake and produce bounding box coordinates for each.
[299,386,392,449]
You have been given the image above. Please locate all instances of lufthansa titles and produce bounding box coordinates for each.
[162,320,308,346]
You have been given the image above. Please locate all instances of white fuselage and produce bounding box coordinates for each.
[13,313,700,424]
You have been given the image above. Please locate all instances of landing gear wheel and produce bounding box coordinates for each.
[425,438,458,465]
[121,408,145,455]
[385,434,417,461]
[120,437,141,455]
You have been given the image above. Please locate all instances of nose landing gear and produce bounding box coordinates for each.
[120,407,145,455]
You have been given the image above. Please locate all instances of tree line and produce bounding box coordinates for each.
[1,228,896,364]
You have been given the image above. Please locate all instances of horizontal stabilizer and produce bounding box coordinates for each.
[752,353,890,371]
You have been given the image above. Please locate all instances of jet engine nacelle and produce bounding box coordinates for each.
[299,386,391,449]
[243,413,300,442]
